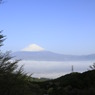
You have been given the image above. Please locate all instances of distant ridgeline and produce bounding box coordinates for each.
[13,51,95,61]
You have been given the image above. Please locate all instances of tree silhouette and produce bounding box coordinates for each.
[0,1,32,94]
[0,32,32,95]
[89,63,95,70]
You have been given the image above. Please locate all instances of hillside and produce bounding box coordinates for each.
[32,70,95,95]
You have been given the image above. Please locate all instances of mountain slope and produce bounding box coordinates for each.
[37,70,95,95]
[13,51,95,61]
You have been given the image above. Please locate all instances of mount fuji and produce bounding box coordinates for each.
[13,44,95,61]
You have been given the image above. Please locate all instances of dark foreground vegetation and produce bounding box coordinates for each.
[40,70,95,95]
[0,32,95,95]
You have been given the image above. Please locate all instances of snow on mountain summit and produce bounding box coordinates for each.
[21,44,45,52]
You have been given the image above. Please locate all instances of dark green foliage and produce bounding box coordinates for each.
[38,70,95,95]
[0,31,5,46]
[0,32,47,95]
[0,32,32,95]
[89,63,95,70]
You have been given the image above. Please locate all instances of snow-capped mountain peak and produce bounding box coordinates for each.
[21,44,45,52]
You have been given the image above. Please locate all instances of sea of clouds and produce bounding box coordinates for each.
[17,60,95,78]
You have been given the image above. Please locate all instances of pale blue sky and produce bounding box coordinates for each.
[0,0,95,55]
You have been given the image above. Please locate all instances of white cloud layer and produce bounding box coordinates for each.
[18,61,93,78]
[21,44,45,51]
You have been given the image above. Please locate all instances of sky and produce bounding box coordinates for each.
[0,0,95,55]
